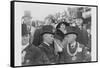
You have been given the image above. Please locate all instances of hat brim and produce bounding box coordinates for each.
[41,32,54,36]
[64,32,78,36]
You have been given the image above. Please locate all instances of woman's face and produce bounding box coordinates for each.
[60,23,66,30]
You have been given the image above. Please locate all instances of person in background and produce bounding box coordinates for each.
[55,22,70,41]
[73,17,89,47]
[22,10,37,45]
[59,31,91,63]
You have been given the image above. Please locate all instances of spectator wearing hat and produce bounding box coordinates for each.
[58,31,91,63]
[72,17,89,47]
[22,11,37,45]
[39,25,58,64]
[55,22,70,41]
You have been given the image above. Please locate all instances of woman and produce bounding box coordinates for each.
[55,22,70,41]
[59,31,91,63]
[54,22,71,63]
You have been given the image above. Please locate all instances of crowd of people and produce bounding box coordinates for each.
[21,7,91,66]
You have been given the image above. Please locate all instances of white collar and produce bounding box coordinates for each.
[43,42,50,46]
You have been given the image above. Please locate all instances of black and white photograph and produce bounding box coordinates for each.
[11,1,98,67]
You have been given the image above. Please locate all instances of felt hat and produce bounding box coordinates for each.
[41,25,55,36]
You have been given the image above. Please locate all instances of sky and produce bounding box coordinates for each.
[15,2,85,21]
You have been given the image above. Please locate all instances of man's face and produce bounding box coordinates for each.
[43,33,54,44]
[64,34,77,44]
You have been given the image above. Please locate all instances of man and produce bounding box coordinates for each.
[59,31,91,63]
[39,25,58,64]
[22,24,50,66]
[22,11,36,44]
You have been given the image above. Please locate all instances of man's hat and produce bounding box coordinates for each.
[64,30,78,37]
[41,25,55,36]
[22,11,32,19]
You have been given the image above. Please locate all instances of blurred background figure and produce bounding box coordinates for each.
[74,17,89,47]
[22,10,37,45]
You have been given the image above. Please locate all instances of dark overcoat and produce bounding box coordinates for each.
[22,44,50,66]
[39,43,59,64]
